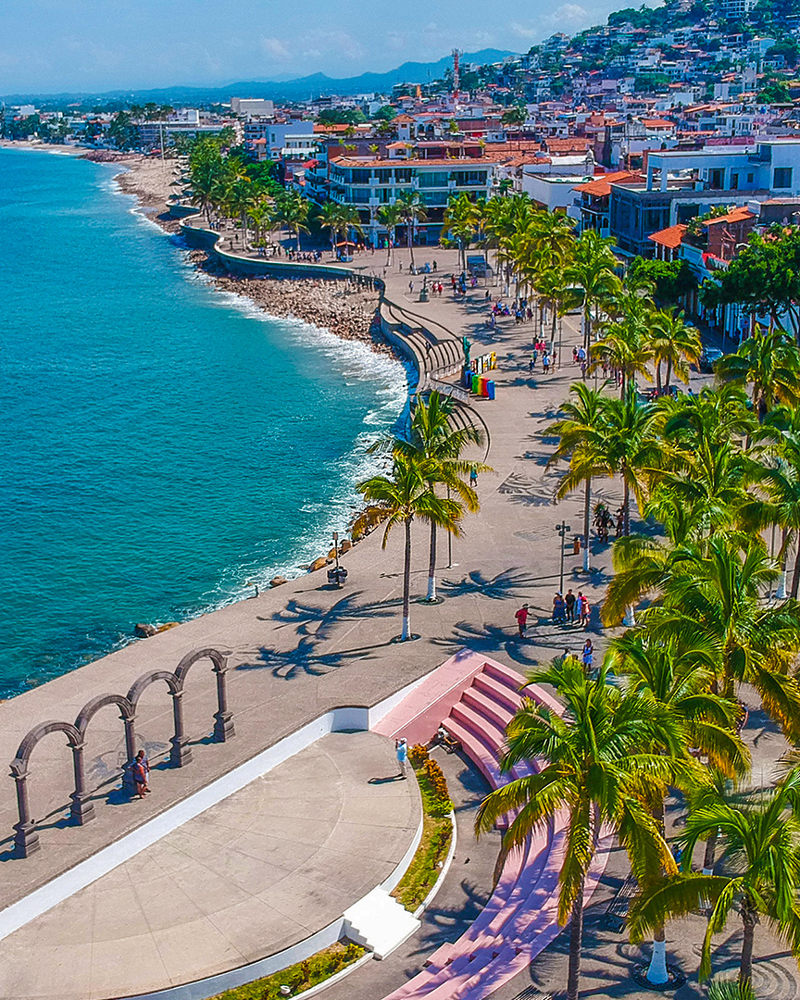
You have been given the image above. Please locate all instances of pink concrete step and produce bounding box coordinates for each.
[449,702,507,754]
[442,718,502,788]
[461,687,515,732]
[471,674,523,716]
[481,660,527,696]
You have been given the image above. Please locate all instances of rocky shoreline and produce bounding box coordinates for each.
[193,253,390,353]
[109,156,395,356]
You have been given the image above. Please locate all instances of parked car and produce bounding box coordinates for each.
[699,347,724,372]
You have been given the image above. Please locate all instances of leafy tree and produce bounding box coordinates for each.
[629,258,697,305]
[372,105,397,121]
[701,229,800,339]
[758,79,791,103]
[502,105,527,125]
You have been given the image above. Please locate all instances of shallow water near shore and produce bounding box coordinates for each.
[0,148,407,699]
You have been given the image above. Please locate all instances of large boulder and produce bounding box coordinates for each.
[134,623,157,638]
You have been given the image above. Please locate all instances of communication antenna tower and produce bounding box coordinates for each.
[452,49,462,96]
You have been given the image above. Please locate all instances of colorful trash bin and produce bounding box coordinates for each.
[487,379,496,400]
[472,374,480,394]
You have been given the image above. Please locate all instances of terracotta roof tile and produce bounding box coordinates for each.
[648,223,687,249]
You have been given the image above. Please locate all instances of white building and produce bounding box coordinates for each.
[230,98,275,118]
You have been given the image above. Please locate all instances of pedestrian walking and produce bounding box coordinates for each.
[553,592,566,624]
[132,750,149,799]
[395,738,408,778]
[515,604,530,637]
[469,467,478,488]
[542,352,551,374]
[579,593,591,629]
[565,588,576,623]
[582,638,594,674]
[409,280,414,294]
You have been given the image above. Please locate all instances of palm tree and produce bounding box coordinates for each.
[399,392,490,601]
[548,382,608,572]
[378,203,403,266]
[272,192,310,250]
[716,327,800,421]
[317,201,344,254]
[608,633,750,985]
[443,193,476,271]
[590,294,655,397]
[395,190,427,269]
[593,383,659,538]
[476,657,686,1000]
[356,452,462,640]
[708,981,757,1000]
[647,309,701,391]
[604,535,800,740]
[564,230,621,351]
[628,773,800,988]
[224,176,258,247]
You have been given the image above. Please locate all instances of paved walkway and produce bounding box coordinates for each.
[0,245,608,909]
[0,731,419,1000]
[0,243,740,999]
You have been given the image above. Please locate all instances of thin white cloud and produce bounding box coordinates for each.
[261,36,291,60]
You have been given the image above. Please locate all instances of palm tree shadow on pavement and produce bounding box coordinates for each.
[236,633,394,680]
[260,590,397,641]
[439,568,540,601]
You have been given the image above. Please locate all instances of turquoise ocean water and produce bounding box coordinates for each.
[0,148,407,699]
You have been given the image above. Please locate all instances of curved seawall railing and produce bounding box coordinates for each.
[177,212,491,456]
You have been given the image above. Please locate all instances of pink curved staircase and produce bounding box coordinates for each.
[372,652,610,1000]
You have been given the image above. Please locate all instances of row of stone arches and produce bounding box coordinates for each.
[9,647,234,858]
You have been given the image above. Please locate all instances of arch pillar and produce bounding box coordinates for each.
[212,662,235,743]
[123,714,137,765]
[11,766,39,858]
[69,742,95,825]
[169,690,192,768]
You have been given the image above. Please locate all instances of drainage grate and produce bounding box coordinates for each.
[511,988,553,1000]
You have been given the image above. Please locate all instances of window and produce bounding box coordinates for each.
[730,172,739,190]
[351,169,370,184]
[394,168,412,183]
[747,172,754,183]
[774,167,793,190]
[708,168,724,190]
[418,171,449,188]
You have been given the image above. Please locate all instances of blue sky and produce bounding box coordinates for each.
[1,0,633,94]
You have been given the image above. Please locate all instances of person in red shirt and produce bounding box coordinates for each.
[515,604,530,637]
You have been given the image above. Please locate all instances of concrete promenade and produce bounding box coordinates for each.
[0,731,420,1000]
[0,245,611,910]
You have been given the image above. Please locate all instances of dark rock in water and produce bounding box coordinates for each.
[270,576,288,588]
[308,556,329,572]
[135,623,157,638]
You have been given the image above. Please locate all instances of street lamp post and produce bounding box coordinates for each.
[555,520,571,595]
[332,531,341,588]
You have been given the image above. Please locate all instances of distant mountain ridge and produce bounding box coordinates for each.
[1,49,517,105]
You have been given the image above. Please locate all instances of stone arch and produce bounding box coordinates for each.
[174,648,235,747]
[74,694,137,800]
[126,669,187,768]
[10,720,84,858]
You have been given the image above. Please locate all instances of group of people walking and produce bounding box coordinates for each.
[515,590,591,636]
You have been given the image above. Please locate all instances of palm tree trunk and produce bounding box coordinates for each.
[583,479,591,572]
[646,799,670,985]
[791,535,800,599]
[739,909,756,987]
[407,223,415,270]
[402,518,412,640]
[567,882,585,1000]
[296,226,301,252]
[622,477,636,627]
[702,829,718,874]
[427,519,437,601]
[777,529,788,599]
[665,357,672,389]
